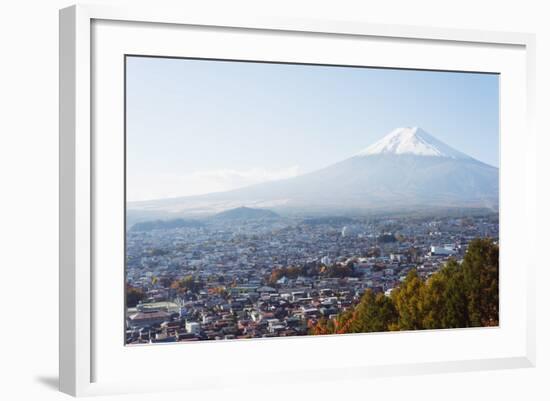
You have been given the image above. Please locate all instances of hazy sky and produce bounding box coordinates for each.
[126,56,499,202]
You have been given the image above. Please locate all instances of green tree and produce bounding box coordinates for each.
[420,272,447,329]
[440,260,470,328]
[391,270,425,330]
[350,289,397,333]
[420,261,469,329]
[461,239,499,326]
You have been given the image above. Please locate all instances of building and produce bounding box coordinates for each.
[185,321,201,334]
[430,246,455,256]
[127,310,171,329]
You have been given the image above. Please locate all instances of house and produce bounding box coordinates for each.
[257,286,277,294]
[185,321,201,334]
[430,246,455,256]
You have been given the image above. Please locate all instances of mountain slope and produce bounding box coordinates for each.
[128,127,499,217]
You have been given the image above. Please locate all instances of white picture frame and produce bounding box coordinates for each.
[59,4,536,397]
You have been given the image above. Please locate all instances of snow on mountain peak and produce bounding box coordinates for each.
[356,127,471,159]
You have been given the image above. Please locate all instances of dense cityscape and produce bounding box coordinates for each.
[125,209,499,344]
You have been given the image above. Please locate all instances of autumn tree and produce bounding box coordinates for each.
[170,275,203,294]
[126,285,145,307]
[323,264,354,279]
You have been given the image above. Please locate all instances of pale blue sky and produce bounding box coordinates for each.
[126,56,499,201]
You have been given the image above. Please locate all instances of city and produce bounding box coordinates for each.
[125,211,499,344]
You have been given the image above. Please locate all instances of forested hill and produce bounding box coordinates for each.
[211,207,280,221]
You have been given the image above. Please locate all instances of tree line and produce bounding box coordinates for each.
[267,262,358,285]
[311,238,499,335]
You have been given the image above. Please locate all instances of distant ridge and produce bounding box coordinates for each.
[130,218,203,232]
[212,206,280,221]
[302,216,355,225]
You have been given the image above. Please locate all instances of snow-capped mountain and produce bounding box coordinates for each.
[128,127,499,220]
[356,126,471,159]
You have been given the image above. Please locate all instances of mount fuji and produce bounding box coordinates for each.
[356,126,472,159]
[128,127,499,219]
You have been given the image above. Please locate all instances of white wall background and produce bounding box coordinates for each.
[0,0,547,400]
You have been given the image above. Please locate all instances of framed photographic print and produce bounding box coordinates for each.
[59,4,536,397]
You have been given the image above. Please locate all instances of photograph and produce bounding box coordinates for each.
[1,0,545,399]
[124,56,500,345]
